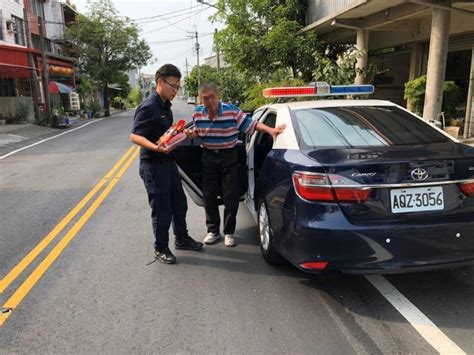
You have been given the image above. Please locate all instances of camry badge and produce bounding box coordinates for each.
[351,172,377,177]
[411,168,429,181]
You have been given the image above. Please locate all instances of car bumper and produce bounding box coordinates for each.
[278,221,474,274]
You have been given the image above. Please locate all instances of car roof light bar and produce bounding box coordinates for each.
[262,82,374,98]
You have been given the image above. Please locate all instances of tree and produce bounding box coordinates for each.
[127,86,143,107]
[65,0,152,116]
[184,65,220,98]
[219,67,247,104]
[212,0,339,82]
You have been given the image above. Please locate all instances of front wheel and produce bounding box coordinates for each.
[258,200,283,264]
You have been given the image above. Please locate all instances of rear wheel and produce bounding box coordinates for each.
[258,200,283,264]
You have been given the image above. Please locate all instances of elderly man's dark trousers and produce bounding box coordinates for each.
[201,148,239,235]
[139,159,188,250]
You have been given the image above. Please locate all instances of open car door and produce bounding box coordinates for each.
[173,133,248,207]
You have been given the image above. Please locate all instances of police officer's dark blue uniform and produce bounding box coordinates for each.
[131,64,202,264]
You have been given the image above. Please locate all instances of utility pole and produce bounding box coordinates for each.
[184,57,190,77]
[214,28,220,72]
[23,8,40,121]
[195,31,201,89]
[38,17,53,126]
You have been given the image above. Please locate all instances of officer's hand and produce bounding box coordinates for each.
[155,143,172,154]
[271,124,286,140]
[184,128,199,139]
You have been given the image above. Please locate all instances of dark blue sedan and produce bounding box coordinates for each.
[174,85,474,274]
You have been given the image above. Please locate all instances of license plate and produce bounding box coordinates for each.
[390,186,444,213]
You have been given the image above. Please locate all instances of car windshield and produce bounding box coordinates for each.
[291,106,450,149]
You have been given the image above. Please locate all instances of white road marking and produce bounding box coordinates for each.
[0,117,108,160]
[366,275,466,355]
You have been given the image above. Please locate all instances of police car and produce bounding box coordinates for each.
[174,82,474,274]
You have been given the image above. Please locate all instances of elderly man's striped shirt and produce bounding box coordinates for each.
[192,102,257,149]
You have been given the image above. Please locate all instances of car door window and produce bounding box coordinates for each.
[254,112,277,181]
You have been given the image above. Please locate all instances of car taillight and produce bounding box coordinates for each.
[459,182,474,197]
[292,173,334,201]
[334,188,371,202]
[300,261,328,270]
[293,172,371,203]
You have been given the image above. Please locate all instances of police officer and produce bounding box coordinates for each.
[188,82,285,247]
[130,64,202,264]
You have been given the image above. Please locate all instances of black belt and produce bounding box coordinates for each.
[203,147,236,154]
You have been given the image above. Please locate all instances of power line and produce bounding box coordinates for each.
[141,11,206,35]
[131,3,205,23]
[148,33,213,45]
[133,8,206,26]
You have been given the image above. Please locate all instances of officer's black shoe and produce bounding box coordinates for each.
[175,236,203,251]
[154,247,176,264]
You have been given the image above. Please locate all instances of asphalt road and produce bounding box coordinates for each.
[0,100,472,353]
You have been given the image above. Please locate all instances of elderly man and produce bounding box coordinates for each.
[188,82,285,247]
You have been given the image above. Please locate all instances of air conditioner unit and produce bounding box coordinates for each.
[6,20,16,33]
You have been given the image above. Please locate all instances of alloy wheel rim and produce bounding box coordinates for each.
[259,204,270,251]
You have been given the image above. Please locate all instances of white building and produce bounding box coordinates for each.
[43,0,78,56]
[0,0,28,47]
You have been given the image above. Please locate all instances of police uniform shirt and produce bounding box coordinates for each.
[131,91,174,160]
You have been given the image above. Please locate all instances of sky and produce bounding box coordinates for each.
[71,0,221,76]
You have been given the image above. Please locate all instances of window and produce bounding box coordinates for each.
[31,34,41,50]
[12,16,25,46]
[0,79,16,97]
[29,0,43,17]
[291,106,450,149]
[17,79,32,97]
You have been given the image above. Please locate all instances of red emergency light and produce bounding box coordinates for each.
[263,82,374,98]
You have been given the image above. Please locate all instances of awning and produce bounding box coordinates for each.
[0,45,36,78]
[48,81,73,94]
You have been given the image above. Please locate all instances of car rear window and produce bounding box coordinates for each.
[291,106,450,148]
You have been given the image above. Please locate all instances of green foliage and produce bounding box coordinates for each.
[442,81,461,120]
[313,48,380,86]
[65,0,152,116]
[15,101,30,121]
[404,75,461,119]
[212,0,341,82]
[55,105,66,116]
[218,67,248,104]
[111,71,131,98]
[76,76,92,96]
[89,100,101,115]
[404,75,426,114]
[184,65,220,98]
[127,86,143,107]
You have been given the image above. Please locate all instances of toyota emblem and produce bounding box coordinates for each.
[411,168,429,181]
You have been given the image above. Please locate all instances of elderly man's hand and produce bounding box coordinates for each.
[184,128,199,139]
[271,124,286,140]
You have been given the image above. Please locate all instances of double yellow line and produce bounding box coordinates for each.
[0,145,140,326]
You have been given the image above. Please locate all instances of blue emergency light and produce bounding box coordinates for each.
[262,82,374,98]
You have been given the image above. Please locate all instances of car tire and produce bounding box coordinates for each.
[258,200,283,264]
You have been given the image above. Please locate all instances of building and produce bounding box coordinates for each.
[0,0,77,123]
[204,53,228,70]
[303,0,474,138]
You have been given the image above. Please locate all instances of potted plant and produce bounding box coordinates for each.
[53,105,69,126]
[89,100,101,118]
[404,76,461,136]
[15,101,30,123]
